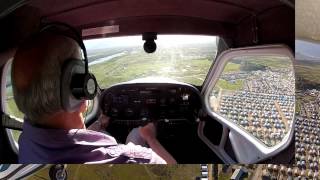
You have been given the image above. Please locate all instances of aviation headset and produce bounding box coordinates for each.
[39,22,98,112]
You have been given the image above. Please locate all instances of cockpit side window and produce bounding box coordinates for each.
[2,59,21,153]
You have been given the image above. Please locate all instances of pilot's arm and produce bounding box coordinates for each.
[139,123,177,164]
[88,114,176,164]
[87,114,110,132]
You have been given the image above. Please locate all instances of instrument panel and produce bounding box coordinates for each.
[100,81,202,126]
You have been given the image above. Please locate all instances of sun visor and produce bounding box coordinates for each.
[82,25,120,37]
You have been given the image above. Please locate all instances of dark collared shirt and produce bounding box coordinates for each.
[18,121,166,164]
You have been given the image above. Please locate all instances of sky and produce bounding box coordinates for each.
[295,39,320,59]
[84,35,217,50]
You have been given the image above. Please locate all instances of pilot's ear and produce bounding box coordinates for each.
[79,100,88,113]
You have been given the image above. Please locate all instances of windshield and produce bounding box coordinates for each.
[85,35,217,87]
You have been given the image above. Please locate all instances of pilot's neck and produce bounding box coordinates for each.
[44,111,86,130]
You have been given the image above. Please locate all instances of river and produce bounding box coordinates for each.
[88,52,126,65]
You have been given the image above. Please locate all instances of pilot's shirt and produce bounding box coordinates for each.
[18,121,166,164]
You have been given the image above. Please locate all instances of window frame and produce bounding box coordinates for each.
[1,58,19,154]
[201,44,295,163]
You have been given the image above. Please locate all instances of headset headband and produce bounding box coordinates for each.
[40,22,89,74]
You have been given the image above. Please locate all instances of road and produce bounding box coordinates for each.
[274,101,289,130]
[208,164,212,180]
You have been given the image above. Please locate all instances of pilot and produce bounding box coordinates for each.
[12,28,176,164]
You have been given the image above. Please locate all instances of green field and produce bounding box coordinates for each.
[90,51,213,88]
[28,164,200,180]
[219,173,232,180]
[223,62,240,72]
[216,79,244,90]
[243,56,292,68]
[6,88,23,142]
[295,61,320,88]
[6,97,23,119]
[6,100,22,141]
[213,56,293,91]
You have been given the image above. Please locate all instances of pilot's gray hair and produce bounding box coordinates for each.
[12,58,62,125]
[11,34,81,125]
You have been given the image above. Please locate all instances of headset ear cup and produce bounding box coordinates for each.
[83,73,97,99]
[61,59,85,112]
[40,23,97,112]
